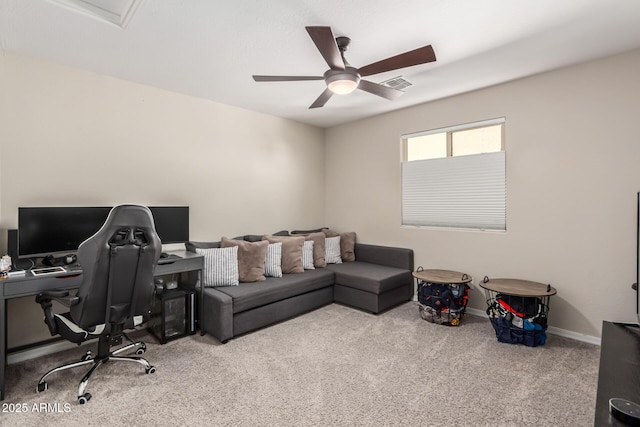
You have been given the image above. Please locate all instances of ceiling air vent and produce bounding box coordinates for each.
[380,76,413,91]
[47,0,145,28]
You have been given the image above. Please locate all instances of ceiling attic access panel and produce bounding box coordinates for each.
[46,0,145,28]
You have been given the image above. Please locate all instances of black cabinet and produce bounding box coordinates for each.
[149,288,196,344]
[595,322,640,426]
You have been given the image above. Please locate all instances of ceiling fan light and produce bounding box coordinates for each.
[326,73,360,95]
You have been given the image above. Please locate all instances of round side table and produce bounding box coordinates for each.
[413,268,472,326]
[412,269,472,285]
[480,277,557,346]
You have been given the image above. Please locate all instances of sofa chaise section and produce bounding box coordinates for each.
[327,243,414,313]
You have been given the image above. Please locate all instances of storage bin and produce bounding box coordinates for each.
[414,267,471,326]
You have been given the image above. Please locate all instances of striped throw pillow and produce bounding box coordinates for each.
[196,246,239,287]
[302,240,315,270]
[264,242,282,278]
[325,236,342,264]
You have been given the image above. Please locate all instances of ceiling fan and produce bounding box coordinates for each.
[252,26,436,109]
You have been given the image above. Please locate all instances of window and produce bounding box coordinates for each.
[401,118,506,231]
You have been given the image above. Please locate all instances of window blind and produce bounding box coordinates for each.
[402,151,506,230]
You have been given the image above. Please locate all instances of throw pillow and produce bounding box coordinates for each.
[322,229,356,262]
[264,242,283,278]
[299,232,327,268]
[221,237,268,282]
[325,236,342,264]
[323,229,339,238]
[339,232,356,262]
[302,240,315,270]
[196,246,239,287]
[262,235,304,274]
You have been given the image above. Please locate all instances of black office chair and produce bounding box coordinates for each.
[35,204,162,404]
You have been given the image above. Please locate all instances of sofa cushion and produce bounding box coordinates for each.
[326,261,411,294]
[186,241,221,252]
[214,269,335,313]
[263,235,304,274]
[291,227,328,234]
[243,230,289,242]
[221,237,268,283]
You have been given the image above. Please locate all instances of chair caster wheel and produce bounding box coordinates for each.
[36,382,47,393]
[146,366,156,374]
[135,347,146,355]
[80,351,92,362]
[78,393,91,404]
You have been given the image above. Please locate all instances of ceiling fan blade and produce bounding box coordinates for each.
[306,26,345,71]
[253,75,324,82]
[358,80,404,101]
[309,88,333,109]
[358,45,436,77]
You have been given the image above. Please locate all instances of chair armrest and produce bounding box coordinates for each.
[35,290,80,307]
[35,290,80,337]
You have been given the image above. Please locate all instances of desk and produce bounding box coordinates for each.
[0,250,203,401]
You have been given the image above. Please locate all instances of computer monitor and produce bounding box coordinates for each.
[18,206,189,258]
[148,206,189,244]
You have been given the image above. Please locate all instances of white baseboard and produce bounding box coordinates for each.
[464,307,601,346]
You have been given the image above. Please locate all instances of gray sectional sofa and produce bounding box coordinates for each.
[185,234,414,343]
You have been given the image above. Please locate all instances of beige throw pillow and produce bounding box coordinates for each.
[221,237,268,282]
[297,232,327,268]
[339,232,356,262]
[262,235,304,274]
[323,229,356,262]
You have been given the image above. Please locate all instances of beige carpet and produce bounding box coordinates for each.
[2,302,600,426]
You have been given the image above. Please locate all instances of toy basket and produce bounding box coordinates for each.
[415,266,471,326]
[481,276,555,347]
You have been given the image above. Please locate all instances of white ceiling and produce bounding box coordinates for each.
[2,0,640,128]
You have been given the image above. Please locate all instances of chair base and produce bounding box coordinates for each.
[36,332,155,404]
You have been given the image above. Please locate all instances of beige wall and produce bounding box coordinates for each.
[324,48,640,338]
[0,52,325,348]
[2,47,639,346]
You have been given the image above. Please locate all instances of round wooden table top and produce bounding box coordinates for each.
[479,278,557,297]
[412,269,472,284]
